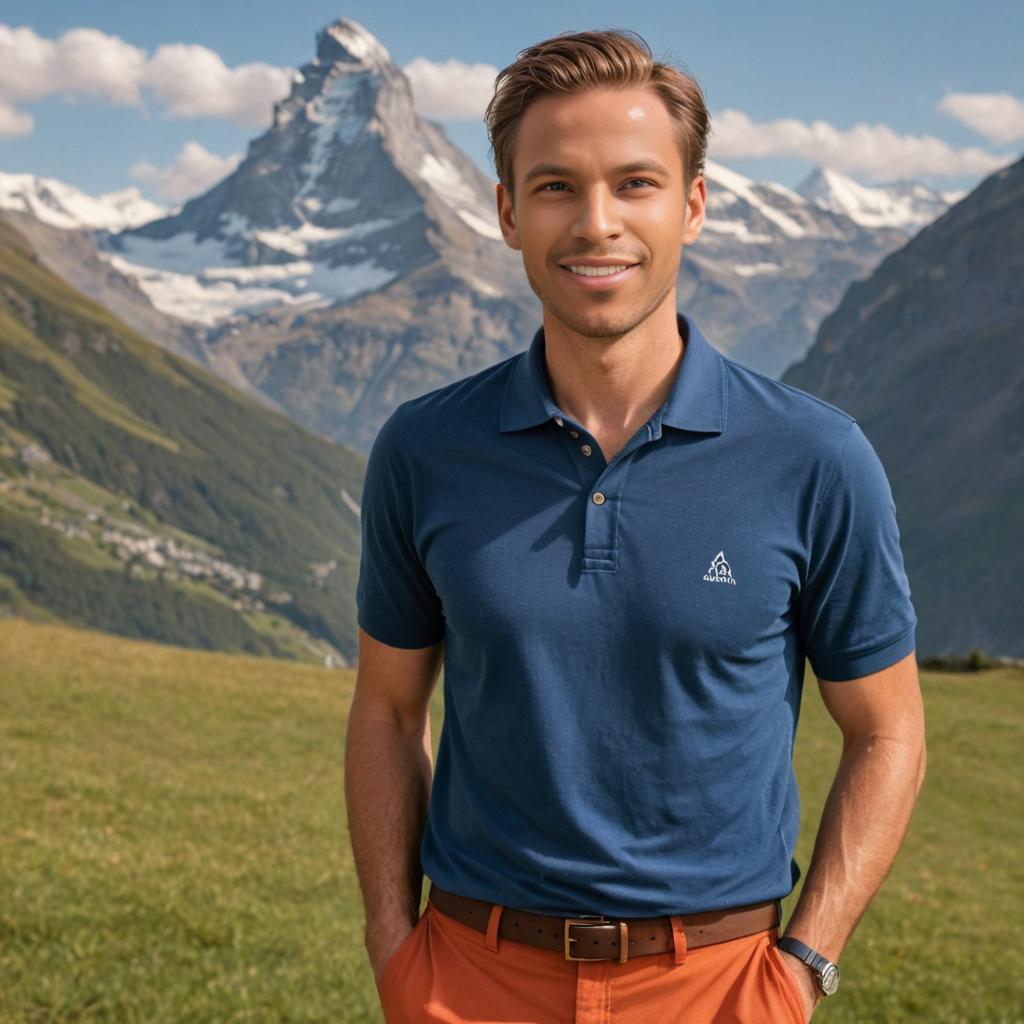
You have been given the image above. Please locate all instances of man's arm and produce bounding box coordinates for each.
[779,650,927,1015]
[344,627,444,989]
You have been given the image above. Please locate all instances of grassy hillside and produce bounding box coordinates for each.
[1,617,1021,1023]
[0,216,368,665]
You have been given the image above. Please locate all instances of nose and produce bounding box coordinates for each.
[570,185,624,243]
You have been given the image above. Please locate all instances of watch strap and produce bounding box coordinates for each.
[776,935,840,995]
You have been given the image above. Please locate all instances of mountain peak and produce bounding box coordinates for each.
[97,15,512,324]
[795,164,952,230]
[315,18,391,69]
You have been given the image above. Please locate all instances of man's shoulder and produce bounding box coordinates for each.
[719,348,856,455]
[379,350,522,450]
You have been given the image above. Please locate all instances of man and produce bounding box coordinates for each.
[345,27,926,1024]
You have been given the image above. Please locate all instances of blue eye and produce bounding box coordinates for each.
[538,178,654,193]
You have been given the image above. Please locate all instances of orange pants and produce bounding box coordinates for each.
[376,896,807,1023]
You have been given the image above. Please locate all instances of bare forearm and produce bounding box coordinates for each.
[783,729,926,962]
[344,707,433,940]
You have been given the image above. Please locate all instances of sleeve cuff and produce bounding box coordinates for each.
[808,622,917,681]
[357,609,445,650]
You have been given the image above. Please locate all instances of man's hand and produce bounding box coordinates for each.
[367,920,417,991]
[779,948,822,1022]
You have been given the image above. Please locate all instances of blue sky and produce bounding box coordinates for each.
[1,0,1021,205]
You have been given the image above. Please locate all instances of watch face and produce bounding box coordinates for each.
[820,963,840,995]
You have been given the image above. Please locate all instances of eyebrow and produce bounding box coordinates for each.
[522,159,674,185]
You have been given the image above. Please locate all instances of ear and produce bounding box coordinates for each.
[682,175,707,246]
[496,182,522,251]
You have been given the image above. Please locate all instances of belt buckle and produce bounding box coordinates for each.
[564,913,610,961]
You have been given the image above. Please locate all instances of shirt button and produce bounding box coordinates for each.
[581,444,592,456]
[554,416,564,427]
[592,491,606,505]
[569,430,579,438]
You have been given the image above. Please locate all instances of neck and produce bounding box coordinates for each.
[541,297,684,436]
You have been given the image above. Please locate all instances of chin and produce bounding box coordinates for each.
[549,304,647,339]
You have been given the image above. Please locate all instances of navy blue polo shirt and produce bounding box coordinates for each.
[356,311,917,918]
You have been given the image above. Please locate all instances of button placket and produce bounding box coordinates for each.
[581,421,657,574]
[552,413,604,490]
[551,412,659,574]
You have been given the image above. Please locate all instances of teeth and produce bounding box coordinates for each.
[567,264,633,277]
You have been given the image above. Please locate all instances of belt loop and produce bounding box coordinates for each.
[485,903,504,953]
[669,914,688,965]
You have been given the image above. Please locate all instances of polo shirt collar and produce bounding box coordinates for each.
[499,311,727,436]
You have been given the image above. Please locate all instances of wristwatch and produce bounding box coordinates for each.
[776,936,840,996]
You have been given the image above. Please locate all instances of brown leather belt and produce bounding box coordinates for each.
[427,882,780,963]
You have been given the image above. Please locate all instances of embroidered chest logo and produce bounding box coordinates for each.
[703,550,737,585]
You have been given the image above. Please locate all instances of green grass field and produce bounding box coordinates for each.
[1,617,1021,1023]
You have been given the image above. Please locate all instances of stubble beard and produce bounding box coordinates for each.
[524,257,679,341]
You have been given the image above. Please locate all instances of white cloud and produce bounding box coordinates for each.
[0,22,293,135]
[402,57,497,119]
[129,141,242,202]
[142,44,294,127]
[936,91,1024,145]
[0,24,146,107]
[0,99,32,137]
[708,108,1011,181]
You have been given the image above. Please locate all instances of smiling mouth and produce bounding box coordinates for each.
[559,263,640,288]
[561,262,640,277]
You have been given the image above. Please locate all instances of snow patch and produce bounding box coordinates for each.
[215,213,394,258]
[419,153,479,208]
[324,20,392,67]
[703,219,774,245]
[218,211,250,237]
[418,154,499,240]
[706,159,807,238]
[324,196,359,213]
[733,262,781,277]
[101,249,397,326]
[456,208,502,240]
[203,261,316,282]
[300,72,371,193]
[250,229,304,257]
[465,275,503,297]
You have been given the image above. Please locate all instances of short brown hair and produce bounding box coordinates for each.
[484,28,711,200]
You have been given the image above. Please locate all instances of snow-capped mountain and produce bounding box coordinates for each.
[96,18,530,327]
[679,158,946,375]
[0,171,172,231]
[795,166,964,231]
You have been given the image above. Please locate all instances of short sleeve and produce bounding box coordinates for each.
[355,412,445,649]
[799,420,917,681]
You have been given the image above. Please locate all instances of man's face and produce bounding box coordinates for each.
[496,85,706,338]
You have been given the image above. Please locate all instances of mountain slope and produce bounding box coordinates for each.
[0,217,367,664]
[0,208,214,374]
[783,154,1024,658]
